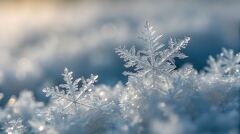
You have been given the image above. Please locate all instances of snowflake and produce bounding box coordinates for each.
[116,21,190,77]
[116,21,190,92]
[43,68,99,114]
[205,48,240,77]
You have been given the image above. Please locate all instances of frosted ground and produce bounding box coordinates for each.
[0,1,239,133]
[0,21,239,134]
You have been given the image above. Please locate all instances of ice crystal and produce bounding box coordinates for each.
[117,22,192,122]
[116,21,190,77]
[43,68,98,114]
[205,48,240,77]
[116,21,190,93]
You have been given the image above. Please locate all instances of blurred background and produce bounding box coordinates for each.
[0,0,239,106]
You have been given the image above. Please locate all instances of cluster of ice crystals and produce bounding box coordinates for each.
[0,22,239,134]
[116,22,239,134]
[4,118,25,134]
[205,48,240,77]
[42,68,99,114]
[116,21,190,93]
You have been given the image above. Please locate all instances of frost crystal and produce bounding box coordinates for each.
[116,21,190,77]
[205,48,240,76]
[43,68,99,114]
[116,21,190,92]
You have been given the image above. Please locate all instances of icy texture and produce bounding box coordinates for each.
[205,48,240,77]
[0,22,239,134]
[116,21,190,94]
[116,22,190,76]
[4,119,26,134]
[42,68,99,114]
